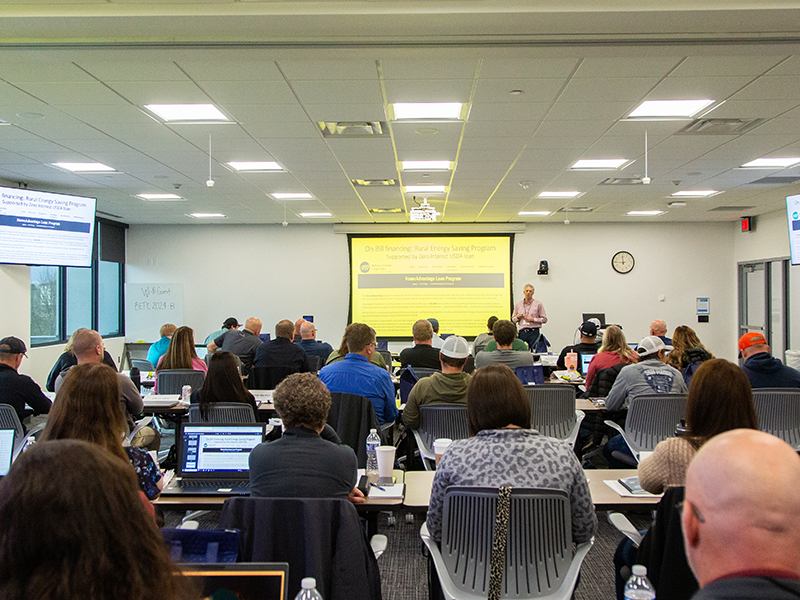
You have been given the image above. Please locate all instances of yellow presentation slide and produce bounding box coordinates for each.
[350,235,512,338]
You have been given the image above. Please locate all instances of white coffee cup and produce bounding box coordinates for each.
[376,445,396,479]
[434,438,453,466]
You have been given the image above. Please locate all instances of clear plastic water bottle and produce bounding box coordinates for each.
[624,564,655,600]
[366,428,380,476]
[294,577,323,600]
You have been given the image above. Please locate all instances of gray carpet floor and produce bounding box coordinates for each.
[163,506,653,600]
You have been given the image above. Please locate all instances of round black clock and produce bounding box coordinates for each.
[612,251,635,274]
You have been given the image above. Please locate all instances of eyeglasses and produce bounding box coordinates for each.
[676,500,706,523]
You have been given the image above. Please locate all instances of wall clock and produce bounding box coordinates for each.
[612,251,635,274]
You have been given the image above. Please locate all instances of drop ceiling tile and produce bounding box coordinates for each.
[291,80,383,105]
[672,55,789,77]
[226,104,310,123]
[709,99,800,119]
[573,56,684,78]
[647,76,755,102]
[472,79,565,104]
[560,77,661,102]
[74,54,190,82]
[379,59,478,80]
[733,76,800,101]
[464,120,538,139]
[302,103,386,122]
[468,102,550,122]
[546,101,634,122]
[277,60,379,81]
[106,81,213,106]
[178,56,285,81]
[197,80,298,105]
[479,58,580,79]
[11,81,126,106]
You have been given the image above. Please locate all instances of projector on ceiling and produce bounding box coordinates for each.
[409,199,439,222]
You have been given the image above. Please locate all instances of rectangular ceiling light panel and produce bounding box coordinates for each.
[391,103,463,120]
[627,99,715,119]
[145,104,229,122]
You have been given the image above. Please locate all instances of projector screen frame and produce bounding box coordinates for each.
[347,232,515,341]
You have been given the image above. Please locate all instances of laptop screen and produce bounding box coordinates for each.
[180,563,289,600]
[0,429,14,476]
[179,424,265,477]
[580,353,594,376]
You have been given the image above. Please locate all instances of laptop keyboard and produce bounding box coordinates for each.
[180,480,250,489]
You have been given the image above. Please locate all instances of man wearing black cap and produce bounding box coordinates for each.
[203,317,240,345]
[556,321,601,371]
[0,336,51,426]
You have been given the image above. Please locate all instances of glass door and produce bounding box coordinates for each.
[738,259,790,361]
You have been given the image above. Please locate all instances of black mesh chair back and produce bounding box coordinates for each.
[306,355,324,373]
[752,388,800,450]
[422,486,592,598]
[413,404,469,469]
[156,369,206,394]
[131,358,155,371]
[377,349,393,368]
[246,366,296,390]
[623,394,688,456]
[188,402,256,423]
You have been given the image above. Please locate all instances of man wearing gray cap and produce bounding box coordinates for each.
[0,336,51,426]
[402,335,472,430]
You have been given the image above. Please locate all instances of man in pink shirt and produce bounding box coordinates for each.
[511,284,547,350]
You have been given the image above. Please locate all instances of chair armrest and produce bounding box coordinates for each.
[370,534,388,559]
[608,512,643,547]
[603,419,624,437]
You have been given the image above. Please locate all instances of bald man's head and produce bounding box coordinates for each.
[650,319,667,336]
[71,329,104,363]
[244,317,262,336]
[300,321,316,340]
[683,429,800,586]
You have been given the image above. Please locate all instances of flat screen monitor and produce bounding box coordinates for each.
[0,185,96,267]
[787,193,800,266]
[582,313,606,327]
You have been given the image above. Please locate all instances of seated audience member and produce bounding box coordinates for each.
[403,336,471,429]
[682,429,800,598]
[154,326,207,393]
[0,439,194,600]
[319,323,398,425]
[584,325,638,390]
[54,329,145,440]
[638,359,758,494]
[297,320,334,361]
[47,328,117,392]
[475,319,535,370]
[426,364,596,544]
[0,336,51,427]
[739,331,800,389]
[482,332,529,353]
[293,317,307,343]
[666,325,714,373]
[190,351,257,420]
[43,363,163,501]
[325,332,387,369]
[399,319,442,370]
[428,318,444,349]
[203,316,239,345]
[249,373,364,504]
[556,320,601,370]
[472,316,498,356]
[253,319,310,372]
[146,323,177,366]
[207,316,263,375]
[649,319,672,345]
[604,336,687,468]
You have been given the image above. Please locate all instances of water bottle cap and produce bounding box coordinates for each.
[632,565,647,576]
[301,577,316,589]
[369,428,377,433]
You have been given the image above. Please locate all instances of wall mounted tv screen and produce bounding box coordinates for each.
[0,185,96,267]
[787,193,800,266]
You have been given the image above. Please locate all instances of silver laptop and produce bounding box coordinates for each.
[580,352,595,376]
[161,422,265,496]
[0,429,14,477]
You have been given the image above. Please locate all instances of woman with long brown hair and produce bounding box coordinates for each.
[192,350,257,420]
[41,362,163,500]
[154,325,207,392]
[0,439,196,600]
[584,325,638,389]
[666,325,713,371]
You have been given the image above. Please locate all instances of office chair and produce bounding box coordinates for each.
[752,388,800,450]
[412,404,469,471]
[247,366,296,390]
[604,393,688,463]
[188,402,256,423]
[523,385,585,448]
[156,369,206,395]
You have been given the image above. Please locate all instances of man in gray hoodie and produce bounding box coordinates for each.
[402,335,471,429]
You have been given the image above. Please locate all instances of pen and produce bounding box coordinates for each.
[370,482,386,491]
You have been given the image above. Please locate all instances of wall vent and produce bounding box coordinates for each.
[599,177,643,185]
[709,205,754,211]
[352,178,398,186]
[319,121,388,138]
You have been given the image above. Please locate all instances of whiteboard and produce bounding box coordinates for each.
[125,283,183,342]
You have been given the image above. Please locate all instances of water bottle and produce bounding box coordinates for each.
[294,577,323,600]
[624,565,655,600]
[366,428,380,476]
[565,351,578,372]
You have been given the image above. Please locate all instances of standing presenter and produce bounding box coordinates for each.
[512,284,547,350]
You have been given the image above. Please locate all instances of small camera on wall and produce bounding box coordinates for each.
[537,260,549,275]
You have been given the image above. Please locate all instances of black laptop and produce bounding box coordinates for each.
[161,422,266,496]
[180,562,289,600]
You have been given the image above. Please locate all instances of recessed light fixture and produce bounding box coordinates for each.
[627,210,664,216]
[300,212,333,218]
[144,104,229,123]
[270,192,313,200]
[391,103,463,120]
[137,193,183,201]
[227,161,283,171]
[571,159,629,170]
[537,191,581,198]
[669,190,720,198]
[404,185,446,193]
[400,160,452,171]
[740,157,800,169]
[627,99,715,119]
[669,201,688,207]
[51,162,116,172]
[188,213,226,219]
[518,211,551,216]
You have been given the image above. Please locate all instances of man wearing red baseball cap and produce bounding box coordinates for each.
[739,332,800,389]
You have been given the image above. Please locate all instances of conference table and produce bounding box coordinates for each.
[402,468,661,512]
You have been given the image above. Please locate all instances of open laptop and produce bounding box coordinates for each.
[0,429,15,477]
[161,422,266,496]
[580,352,595,376]
[180,563,289,600]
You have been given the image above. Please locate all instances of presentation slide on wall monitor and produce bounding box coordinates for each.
[349,235,513,339]
[0,185,96,267]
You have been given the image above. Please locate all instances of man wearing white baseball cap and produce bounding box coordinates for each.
[402,335,471,430]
